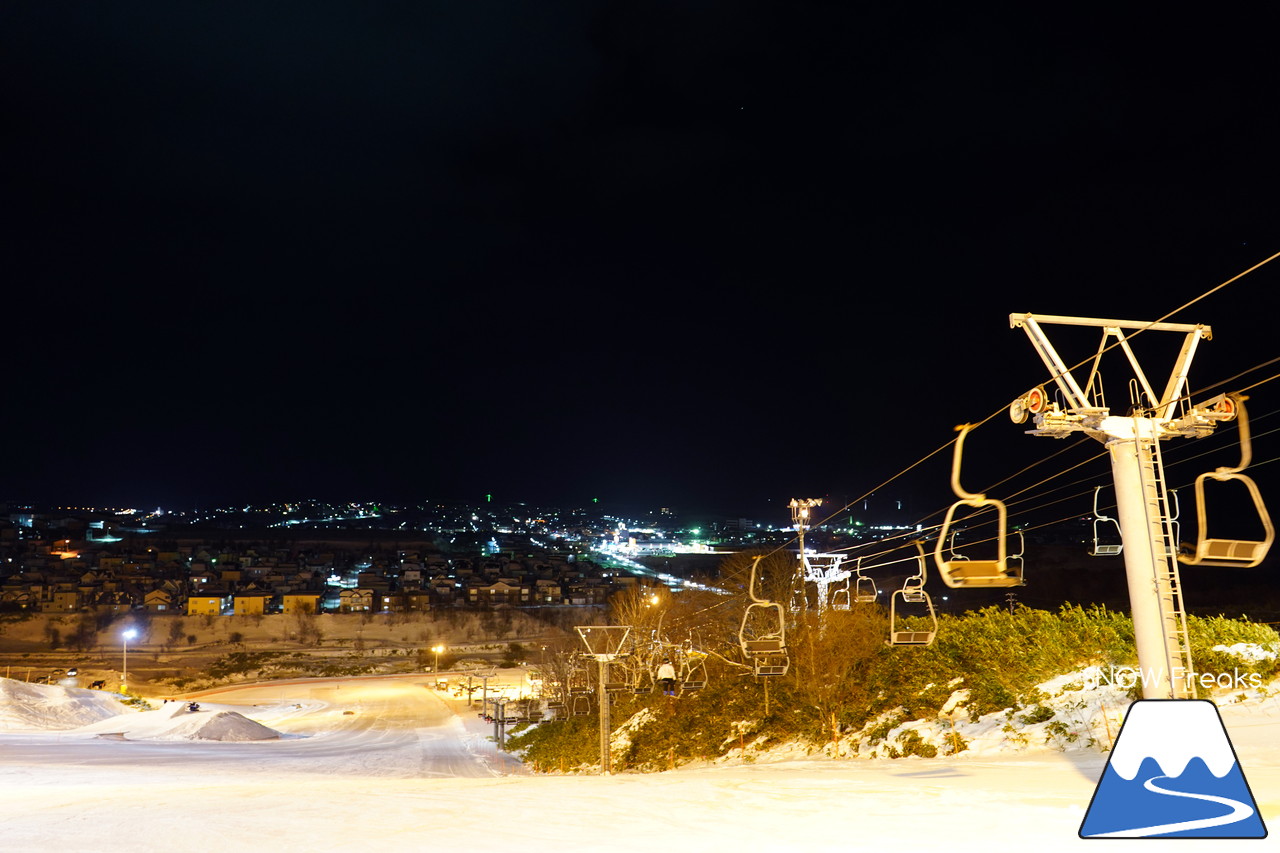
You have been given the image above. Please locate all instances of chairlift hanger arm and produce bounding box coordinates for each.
[949,424,986,502]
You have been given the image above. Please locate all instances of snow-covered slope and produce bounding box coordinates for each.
[0,678,282,741]
[0,677,132,730]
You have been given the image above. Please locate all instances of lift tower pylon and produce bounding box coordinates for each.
[1010,313,1240,700]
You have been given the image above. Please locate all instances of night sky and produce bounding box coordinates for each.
[3,5,1279,518]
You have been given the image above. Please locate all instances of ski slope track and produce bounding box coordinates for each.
[0,673,1276,852]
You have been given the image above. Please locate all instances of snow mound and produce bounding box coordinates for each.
[0,677,133,731]
[76,702,283,741]
[1212,642,1278,663]
[156,709,283,742]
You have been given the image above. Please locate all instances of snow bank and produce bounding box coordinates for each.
[75,701,283,741]
[1212,642,1279,663]
[0,677,133,731]
[0,678,282,741]
[837,668,1135,760]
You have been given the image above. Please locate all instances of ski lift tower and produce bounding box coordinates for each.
[575,625,631,775]
[789,498,822,612]
[1010,313,1236,699]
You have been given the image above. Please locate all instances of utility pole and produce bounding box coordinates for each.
[1010,313,1259,699]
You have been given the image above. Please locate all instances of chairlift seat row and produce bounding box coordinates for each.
[889,630,935,646]
[933,424,1026,588]
[1185,537,1268,564]
[1178,471,1274,568]
[1177,395,1274,568]
[935,500,1025,588]
[940,558,1024,587]
[886,542,938,647]
[739,555,793,675]
[753,659,789,677]
[739,557,788,656]
[854,574,878,603]
[1089,486,1124,557]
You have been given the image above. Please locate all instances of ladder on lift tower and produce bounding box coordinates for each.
[1137,427,1195,698]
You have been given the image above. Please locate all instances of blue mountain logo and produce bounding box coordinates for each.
[1079,699,1267,838]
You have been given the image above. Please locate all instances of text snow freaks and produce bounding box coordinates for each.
[1083,666,1263,692]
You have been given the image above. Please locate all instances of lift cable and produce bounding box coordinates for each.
[710,256,1280,629]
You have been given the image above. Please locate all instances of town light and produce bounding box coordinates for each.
[432,644,445,673]
[121,628,138,693]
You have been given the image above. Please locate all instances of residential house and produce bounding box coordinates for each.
[187,593,226,616]
[232,591,270,617]
[281,592,322,615]
[338,588,375,612]
[144,589,174,612]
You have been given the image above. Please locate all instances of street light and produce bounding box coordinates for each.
[432,644,445,674]
[121,628,138,693]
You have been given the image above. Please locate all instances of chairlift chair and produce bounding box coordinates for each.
[887,543,938,647]
[1179,394,1275,567]
[829,576,851,611]
[934,424,1025,588]
[738,555,790,677]
[675,640,708,692]
[853,557,879,603]
[629,658,654,695]
[1089,486,1124,557]
[603,660,629,693]
[567,657,592,699]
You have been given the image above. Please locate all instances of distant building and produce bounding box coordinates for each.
[187,594,226,616]
[232,592,270,617]
[281,593,322,615]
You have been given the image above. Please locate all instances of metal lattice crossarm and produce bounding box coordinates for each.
[575,625,632,661]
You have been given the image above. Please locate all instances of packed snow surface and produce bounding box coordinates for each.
[0,671,1276,852]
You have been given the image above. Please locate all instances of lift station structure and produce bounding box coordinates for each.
[1009,312,1273,700]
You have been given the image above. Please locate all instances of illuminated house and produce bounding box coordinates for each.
[338,588,374,612]
[186,594,226,616]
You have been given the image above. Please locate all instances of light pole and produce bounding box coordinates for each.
[121,628,138,693]
[432,644,445,674]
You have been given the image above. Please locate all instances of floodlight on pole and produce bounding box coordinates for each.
[789,498,823,613]
[432,644,445,673]
[121,628,138,693]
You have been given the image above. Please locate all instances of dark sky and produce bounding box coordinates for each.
[3,5,1279,518]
